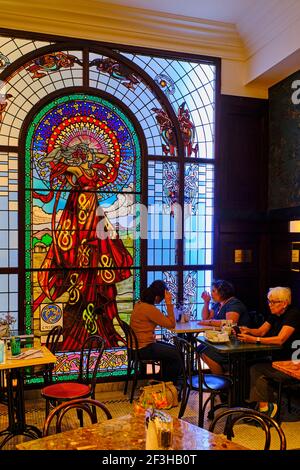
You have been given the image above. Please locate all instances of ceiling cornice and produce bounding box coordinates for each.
[0,0,246,60]
[238,0,300,59]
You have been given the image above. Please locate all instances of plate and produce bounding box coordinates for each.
[204,332,230,343]
[205,338,230,344]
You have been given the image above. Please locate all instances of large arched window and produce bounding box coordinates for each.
[0,32,218,378]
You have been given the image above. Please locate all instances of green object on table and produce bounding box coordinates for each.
[11,336,21,356]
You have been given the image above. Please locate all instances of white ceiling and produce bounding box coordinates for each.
[1,0,300,93]
[97,0,265,24]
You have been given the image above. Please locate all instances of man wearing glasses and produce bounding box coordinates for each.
[238,286,300,418]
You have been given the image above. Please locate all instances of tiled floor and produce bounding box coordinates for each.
[1,382,300,450]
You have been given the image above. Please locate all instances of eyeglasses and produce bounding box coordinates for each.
[267,300,283,305]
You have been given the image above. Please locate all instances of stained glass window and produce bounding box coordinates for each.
[0,30,217,378]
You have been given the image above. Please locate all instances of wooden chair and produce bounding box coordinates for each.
[119,320,161,403]
[31,325,63,385]
[173,336,232,427]
[209,406,287,450]
[41,335,105,421]
[42,398,112,436]
[93,305,125,347]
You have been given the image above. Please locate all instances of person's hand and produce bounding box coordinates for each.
[239,326,250,334]
[164,290,173,305]
[201,291,211,303]
[237,333,255,343]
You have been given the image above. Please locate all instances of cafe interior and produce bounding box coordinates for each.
[1,0,300,452]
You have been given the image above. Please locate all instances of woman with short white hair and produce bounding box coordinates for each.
[238,286,300,419]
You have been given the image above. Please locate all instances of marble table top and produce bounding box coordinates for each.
[16,413,248,450]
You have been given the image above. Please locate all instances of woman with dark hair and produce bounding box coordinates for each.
[130,280,181,384]
[199,280,249,329]
[198,279,249,375]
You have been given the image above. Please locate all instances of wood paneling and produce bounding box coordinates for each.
[215,95,268,312]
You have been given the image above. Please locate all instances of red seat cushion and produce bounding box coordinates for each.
[41,382,90,400]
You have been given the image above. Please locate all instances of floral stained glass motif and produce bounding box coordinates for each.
[154,73,176,97]
[183,270,212,319]
[25,94,141,351]
[121,52,215,159]
[152,102,197,157]
[0,52,10,70]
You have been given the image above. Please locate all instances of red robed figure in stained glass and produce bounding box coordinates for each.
[33,142,133,350]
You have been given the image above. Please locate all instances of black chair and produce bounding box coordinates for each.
[173,336,232,427]
[271,375,300,423]
[94,305,125,347]
[41,335,105,421]
[31,325,63,384]
[119,320,161,403]
[42,398,112,436]
[209,407,287,450]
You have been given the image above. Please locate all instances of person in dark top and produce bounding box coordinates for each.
[238,286,300,418]
[198,280,250,375]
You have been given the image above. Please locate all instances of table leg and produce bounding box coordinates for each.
[0,369,42,449]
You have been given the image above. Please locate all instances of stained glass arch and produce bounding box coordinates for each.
[0,29,218,378]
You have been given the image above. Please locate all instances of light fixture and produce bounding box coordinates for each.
[289,220,300,233]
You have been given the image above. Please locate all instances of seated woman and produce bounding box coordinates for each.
[198,279,249,375]
[238,286,300,418]
[130,280,181,385]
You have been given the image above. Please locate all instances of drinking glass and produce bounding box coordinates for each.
[10,336,21,356]
[156,416,173,449]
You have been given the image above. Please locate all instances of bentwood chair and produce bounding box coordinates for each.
[31,325,63,385]
[41,335,105,422]
[119,320,161,403]
[94,305,125,347]
[173,336,232,427]
[42,398,112,436]
[209,407,287,450]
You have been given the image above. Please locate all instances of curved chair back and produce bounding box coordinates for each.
[94,305,125,347]
[119,320,161,402]
[78,335,106,397]
[173,336,232,427]
[119,320,138,351]
[209,407,286,450]
[173,336,202,383]
[46,325,63,352]
[33,325,63,385]
[43,398,112,436]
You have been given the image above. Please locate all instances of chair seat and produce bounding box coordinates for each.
[41,383,90,400]
[189,374,232,391]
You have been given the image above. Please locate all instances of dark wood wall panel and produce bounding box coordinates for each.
[215,95,269,313]
[268,216,300,306]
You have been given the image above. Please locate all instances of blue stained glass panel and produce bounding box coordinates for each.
[147,161,179,266]
[183,270,212,319]
[184,163,214,265]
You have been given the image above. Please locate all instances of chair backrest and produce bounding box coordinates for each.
[209,407,286,450]
[173,336,202,382]
[42,398,112,436]
[78,335,106,396]
[119,320,139,351]
[94,305,125,347]
[37,325,63,384]
[45,325,63,353]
